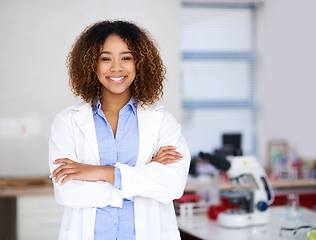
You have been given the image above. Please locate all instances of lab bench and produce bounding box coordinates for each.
[1,177,315,239]
[180,178,316,239]
[178,206,316,240]
[0,177,63,240]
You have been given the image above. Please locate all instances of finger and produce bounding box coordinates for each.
[158,146,176,154]
[51,165,64,179]
[158,158,180,165]
[153,155,181,162]
[155,150,183,160]
[156,149,182,157]
[60,173,78,185]
[166,150,183,158]
[53,158,75,165]
[152,154,181,164]
[151,152,182,164]
[53,166,77,183]
[51,163,77,179]
[156,146,176,156]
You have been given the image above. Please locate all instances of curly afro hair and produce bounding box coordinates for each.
[66,20,166,107]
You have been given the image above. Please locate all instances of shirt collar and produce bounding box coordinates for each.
[127,97,137,115]
[92,100,101,116]
[92,97,137,115]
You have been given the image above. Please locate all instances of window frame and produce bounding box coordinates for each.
[181,2,259,155]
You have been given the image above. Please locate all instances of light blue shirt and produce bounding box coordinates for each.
[93,97,138,240]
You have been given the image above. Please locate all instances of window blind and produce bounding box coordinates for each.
[181,3,258,156]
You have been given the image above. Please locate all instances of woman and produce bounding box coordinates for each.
[49,20,190,240]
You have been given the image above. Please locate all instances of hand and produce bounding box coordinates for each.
[51,158,114,185]
[150,146,183,165]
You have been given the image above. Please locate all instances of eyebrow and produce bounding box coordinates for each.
[99,51,133,56]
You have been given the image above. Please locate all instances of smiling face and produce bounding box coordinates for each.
[96,34,136,100]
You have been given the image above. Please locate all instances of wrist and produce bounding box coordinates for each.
[101,166,115,184]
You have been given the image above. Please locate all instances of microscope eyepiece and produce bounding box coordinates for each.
[198,152,231,171]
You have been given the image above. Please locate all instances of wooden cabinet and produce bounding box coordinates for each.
[0,179,64,239]
[17,194,64,240]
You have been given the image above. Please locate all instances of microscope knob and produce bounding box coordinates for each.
[257,201,268,211]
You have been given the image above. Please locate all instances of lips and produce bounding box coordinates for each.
[108,76,125,81]
[106,76,127,83]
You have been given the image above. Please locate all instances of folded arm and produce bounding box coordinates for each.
[116,110,191,203]
[49,108,190,207]
[51,158,115,185]
[49,109,122,208]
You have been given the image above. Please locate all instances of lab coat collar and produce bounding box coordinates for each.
[136,104,163,165]
[69,102,100,164]
[92,97,137,116]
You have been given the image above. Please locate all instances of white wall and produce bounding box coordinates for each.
[1,0,316,176]
[257,0,316,163]
[0,0,181,176]
[183,0,316,165]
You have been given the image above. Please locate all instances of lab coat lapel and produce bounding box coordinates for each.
[137,105,163,165]
[71,103,100,164]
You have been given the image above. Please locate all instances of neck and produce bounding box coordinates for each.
[100,90,132,113]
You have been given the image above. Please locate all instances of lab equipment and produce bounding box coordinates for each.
[285,193,303,220]
[216,156,275,228]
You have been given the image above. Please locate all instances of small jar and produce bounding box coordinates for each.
[284,193,303,220]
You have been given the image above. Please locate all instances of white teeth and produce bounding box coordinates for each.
[109,76,125,81]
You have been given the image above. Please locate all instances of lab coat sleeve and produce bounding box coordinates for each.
[49,109,123,209]
[115,110,191,203]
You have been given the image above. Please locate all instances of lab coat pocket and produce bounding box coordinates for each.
[59,207,82,240]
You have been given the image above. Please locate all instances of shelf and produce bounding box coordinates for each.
[184,178,316,192]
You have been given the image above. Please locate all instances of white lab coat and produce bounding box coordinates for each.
[49,102,191,240]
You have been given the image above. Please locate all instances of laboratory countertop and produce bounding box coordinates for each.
[0,177,315,197]
[177,206,316,240]
[0,177,53,197]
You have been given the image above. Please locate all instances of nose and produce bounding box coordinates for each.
[110,59,123,72]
